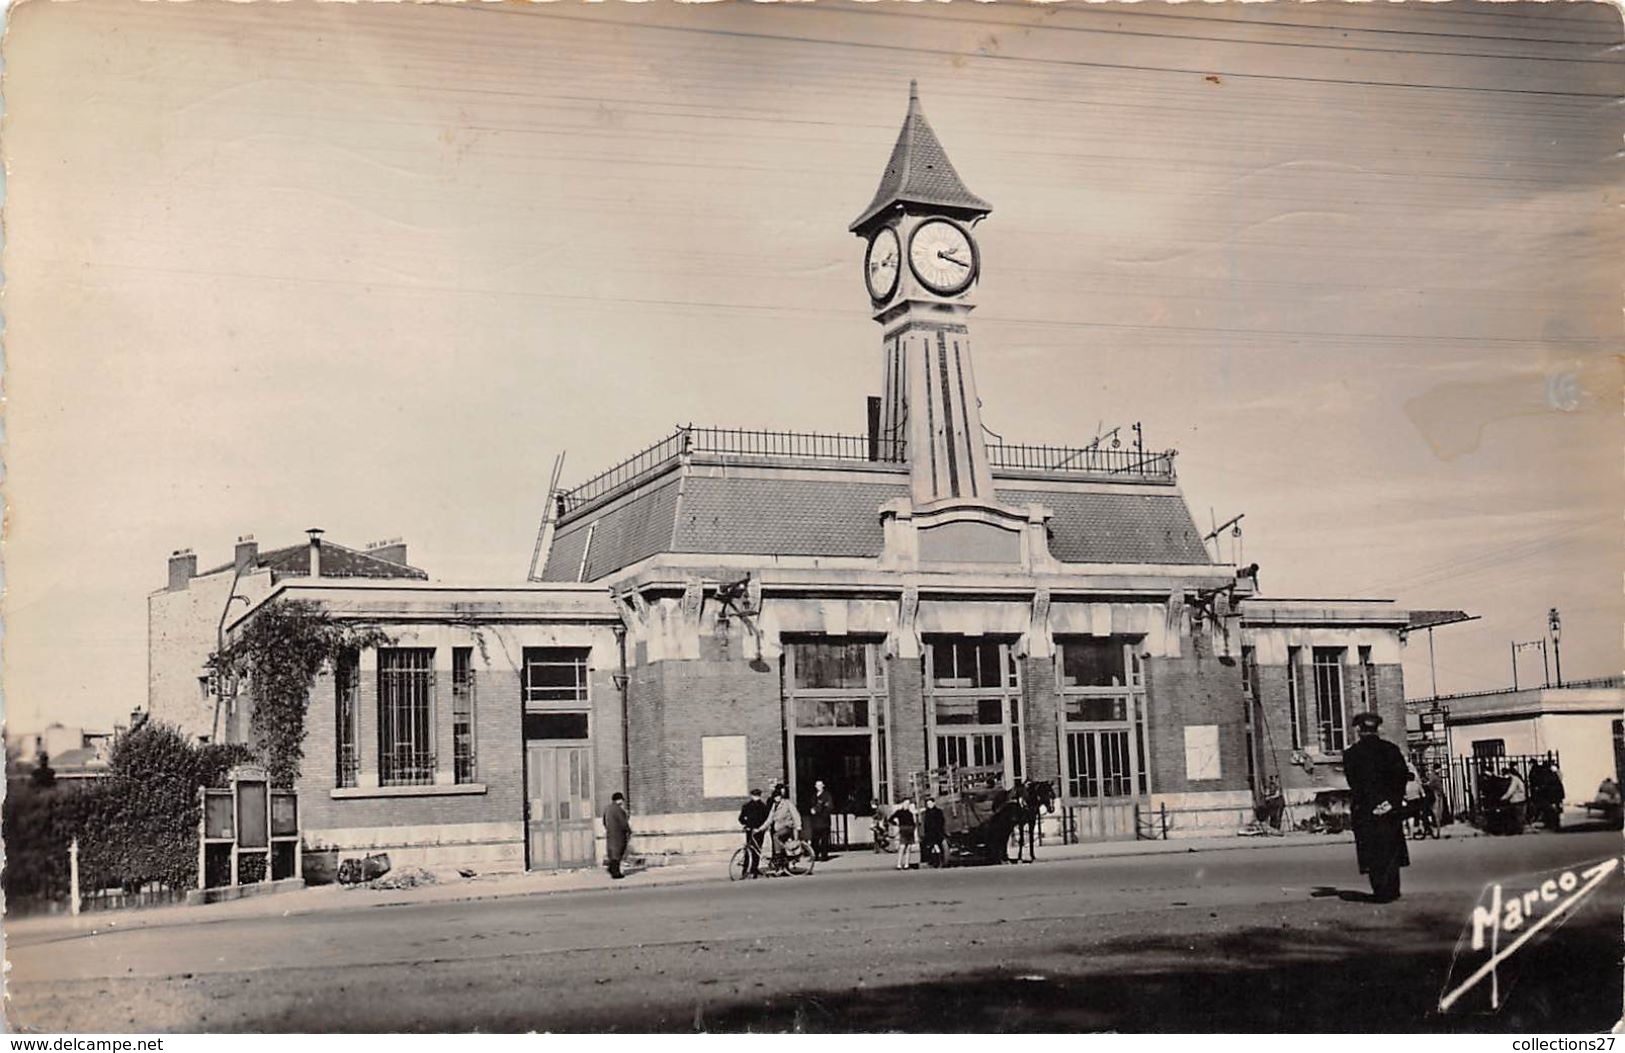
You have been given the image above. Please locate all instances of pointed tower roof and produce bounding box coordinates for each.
[849,81,992,233]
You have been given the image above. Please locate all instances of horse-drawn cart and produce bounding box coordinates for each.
[909,765,1025,865]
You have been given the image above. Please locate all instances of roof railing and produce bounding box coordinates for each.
[986,442,1177,481]
[558,428,1179,515]
[557,425,905,514]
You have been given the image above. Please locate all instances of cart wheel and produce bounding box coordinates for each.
[728,847,749,882]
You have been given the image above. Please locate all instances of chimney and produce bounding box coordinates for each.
[306,528,325,578]
[234,534,259,576]
[365,537,408,566]
[866,396,882,462]
[167,549,197,591]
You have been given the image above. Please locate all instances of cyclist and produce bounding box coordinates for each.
[765,783,802,872]
[737,788,769,878]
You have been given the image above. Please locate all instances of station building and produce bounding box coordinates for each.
[221,86,1420,873]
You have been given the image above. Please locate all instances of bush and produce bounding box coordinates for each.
[1,723,254,905]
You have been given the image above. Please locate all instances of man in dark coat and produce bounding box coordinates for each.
[808,780,835,861]
[738,788,770,878]
[602,792,632,880]
[921,797,948,868]
[1342,712,1409,901]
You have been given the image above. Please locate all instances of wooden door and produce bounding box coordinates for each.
[526,743,595,870]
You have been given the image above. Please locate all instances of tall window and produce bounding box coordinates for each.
[1312,647,1348,753]
[452,647,477,784]
[786,639,889,809]
[378,648,435,786]
[335,650,359,788]
[1058,636,1147,799]
[925,636,1022,786]
[524,648,590,705]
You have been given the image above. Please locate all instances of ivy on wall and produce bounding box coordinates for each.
[209,599,389,787]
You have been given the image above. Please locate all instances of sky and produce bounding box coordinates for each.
[3,0,1621,734]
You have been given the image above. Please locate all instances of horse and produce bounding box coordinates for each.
[1011,779,1056,863]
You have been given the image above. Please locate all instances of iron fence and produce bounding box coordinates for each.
[556,426,1179,517]
[1448,751,1561,825]
[986,442,1178,480]
[558,425,906,514]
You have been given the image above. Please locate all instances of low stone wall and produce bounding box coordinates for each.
[304,820,526,879]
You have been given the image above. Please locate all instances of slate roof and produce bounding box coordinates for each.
[541,469,1211,581]
[850,82,993,233]
[542,479,683,582]
[674,476,907,558]
[200,541,429,582]
[995,488,1211,566]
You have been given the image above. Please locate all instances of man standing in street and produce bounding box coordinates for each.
[602,791,632,880]
[921,797,947,868]
[808,779,835,862]
[1342,712,1409,901]
[738,788,769,878]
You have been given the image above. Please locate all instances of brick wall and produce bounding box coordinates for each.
[1143,654,1250,795]
[887,656,928,785]
[1252,659,1408,795]
[1021,656,1062,786]
[627,631,784,814]
[297,658,527,835]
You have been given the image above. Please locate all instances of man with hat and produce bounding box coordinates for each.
[1342,711,1410,901]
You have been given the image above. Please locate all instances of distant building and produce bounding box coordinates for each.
[6,721,121,783]
[148,531,427,741]
[1408,677,1624,807]
[224,86,1437,875]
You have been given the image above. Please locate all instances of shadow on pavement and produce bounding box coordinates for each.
[673,905,1621,1033]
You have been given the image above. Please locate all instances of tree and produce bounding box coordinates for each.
[208,600,389,787]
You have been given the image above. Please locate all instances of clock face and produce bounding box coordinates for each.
[909,219,977,296]
[865,227,901,302]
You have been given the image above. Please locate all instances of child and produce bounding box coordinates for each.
[890,798,917,870]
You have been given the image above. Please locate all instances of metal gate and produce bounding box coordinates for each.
[1448,751,1560,823]
[526,743,595,870]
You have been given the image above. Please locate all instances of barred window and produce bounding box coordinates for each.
[524,648,590,706]
[452,647,477,784]
[378,648,435,787]
[1313,647,1348,754]
[335,650,359,789]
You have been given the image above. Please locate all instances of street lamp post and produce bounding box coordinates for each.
[1548,607,1563,688]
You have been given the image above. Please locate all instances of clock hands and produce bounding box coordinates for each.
[937,249,970,269]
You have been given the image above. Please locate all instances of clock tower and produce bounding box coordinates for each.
[852,82,996,508]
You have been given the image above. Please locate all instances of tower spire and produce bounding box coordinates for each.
[849,83,991,234]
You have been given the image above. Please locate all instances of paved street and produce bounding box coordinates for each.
[7,828,1619,1033]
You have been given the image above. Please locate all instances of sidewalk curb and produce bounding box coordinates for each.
[6,827,1489,941]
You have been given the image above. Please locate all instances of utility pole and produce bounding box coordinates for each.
[1512,639,1548,691]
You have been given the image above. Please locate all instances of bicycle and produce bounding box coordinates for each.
[729,830,815,880]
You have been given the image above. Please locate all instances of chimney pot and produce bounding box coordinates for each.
[234,535,260,576]
[167,549,197,591]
